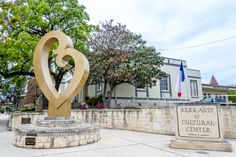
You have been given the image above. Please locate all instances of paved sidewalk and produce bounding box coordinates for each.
[0,114,9,132]
[0,129,235,157]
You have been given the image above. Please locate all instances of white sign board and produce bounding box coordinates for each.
[176,105,223,142]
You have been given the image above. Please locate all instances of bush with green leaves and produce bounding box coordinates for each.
[20,107,36,112]
[85,95,103,108]
[228,90,236,102]
[6,106,13,112]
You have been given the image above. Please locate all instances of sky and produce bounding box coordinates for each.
[79,0,236,85]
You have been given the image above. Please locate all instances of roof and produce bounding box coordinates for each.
[202,83,236,91]
[210,75,218,86]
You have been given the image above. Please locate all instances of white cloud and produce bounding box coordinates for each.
[80,0,236,85]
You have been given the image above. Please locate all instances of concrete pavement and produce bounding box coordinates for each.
[0,128,236,157]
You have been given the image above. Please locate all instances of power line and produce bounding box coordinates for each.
[156,34,236,51]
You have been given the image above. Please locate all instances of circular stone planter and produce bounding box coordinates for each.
[13,117,100,149]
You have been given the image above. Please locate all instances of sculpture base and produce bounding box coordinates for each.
[170,139,232,152]
[13,117,100,149]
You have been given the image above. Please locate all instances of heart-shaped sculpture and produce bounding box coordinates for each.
[33,30,89,117]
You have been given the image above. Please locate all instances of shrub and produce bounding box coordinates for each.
[0,105,3,113]
[20,107,35,112]
[85,96,90,102]
[97,95,103,103]
[96,103,105,109]
[228,90,236,102]
[86,97,97,108]
[79,103,89,110]
[85,95,103,108]
[6,106,13,112]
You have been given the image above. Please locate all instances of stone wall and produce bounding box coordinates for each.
[221,106,236,138]
[11,106,236,138]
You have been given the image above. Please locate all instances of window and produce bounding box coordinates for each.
[96,83,102,92]
[223,96,226,100]
[160,76,170,91]
[190,80,198,97]
[160,75,172,98]
[136,84,147,91]
[135,84,149,97]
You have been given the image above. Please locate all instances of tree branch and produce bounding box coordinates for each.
[0,71,34,78]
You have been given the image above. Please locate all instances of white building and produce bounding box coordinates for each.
[202,75,236,103]
[85,57,203,108]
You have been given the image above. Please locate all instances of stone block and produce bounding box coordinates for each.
[54,137,66,148]
[68,141,78,147]
[80,134,85,140]
[42,143,51,148]
[93,136,98,142]
[37,137,50,143]
[12,107,236,141]
[170,139,232,152]
[14,118,100,149]
[85,134,90,139]
[79,139,87,145]
[68,135,75,141]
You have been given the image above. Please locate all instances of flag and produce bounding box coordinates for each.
[175,62,185,97]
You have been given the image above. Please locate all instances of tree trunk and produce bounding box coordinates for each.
[16,99,19,110]
[41,69,65,110]
[42,77,64,110]
[107,85,114,108]
[42,94,48,110]
[114,86,118,107]
[55,73,64,91]
[103,81,108,108]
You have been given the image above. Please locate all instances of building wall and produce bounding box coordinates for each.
[187,69,203,101]
[202,85,236,103]
[87,85,96,97]
[11,106,236,139]
[58,57,203,107]
[73,89,85,103]
[203,89,228,98]
[81,57,203,107]
[161,62,180,99]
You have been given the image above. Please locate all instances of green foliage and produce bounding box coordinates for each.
[0,76,26,106]
[228,90,236,102]
[20,107,36,112]
[6,106,13,112]
[85,95,103,108]
[0,0,96,91]
[88,20,165,106]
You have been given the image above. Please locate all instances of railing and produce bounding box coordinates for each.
[127,96,190,108]
[126,94,236,108]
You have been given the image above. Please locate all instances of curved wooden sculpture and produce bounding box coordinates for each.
[33,30,89,117]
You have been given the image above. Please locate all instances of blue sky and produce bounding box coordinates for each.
[80,0,236,85]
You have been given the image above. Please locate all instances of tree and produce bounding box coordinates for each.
[24,78,42,105]
[228,90,236,102]
[88,20,165,107]
[0,76,26,109]
[0,0,96,108]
